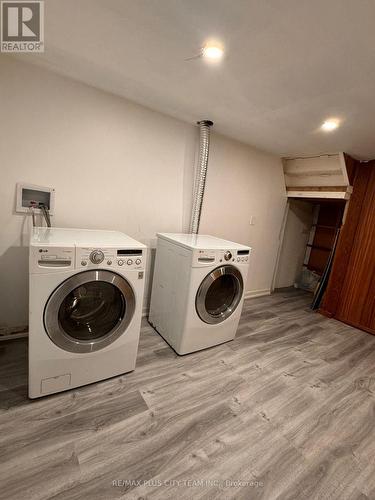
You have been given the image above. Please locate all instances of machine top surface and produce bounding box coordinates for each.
[157,233,250,251]
[30,227,146,248]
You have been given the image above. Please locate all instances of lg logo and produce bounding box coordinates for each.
[1,1,44,52]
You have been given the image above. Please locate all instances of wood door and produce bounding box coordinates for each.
[335,164,375,333]
[323,163,375,334]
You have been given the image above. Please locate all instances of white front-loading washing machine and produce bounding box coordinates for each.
[149,233,251,355]
[29,227,146,398]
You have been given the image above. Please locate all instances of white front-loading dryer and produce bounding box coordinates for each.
[149,233,251,355]
[29,227,146,398]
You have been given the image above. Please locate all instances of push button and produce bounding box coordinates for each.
[118,260,124,266]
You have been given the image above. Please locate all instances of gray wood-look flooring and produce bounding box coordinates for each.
[1,289,375,500]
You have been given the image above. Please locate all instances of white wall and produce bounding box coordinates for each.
[0,56,285,330]
[0,56,193,330]
[274,200,314,288]
[199,134,287,297]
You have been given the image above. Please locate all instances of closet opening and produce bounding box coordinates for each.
[273,198,346,308]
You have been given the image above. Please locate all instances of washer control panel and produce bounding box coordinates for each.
[193,248,250,267]
[77,248,145,270]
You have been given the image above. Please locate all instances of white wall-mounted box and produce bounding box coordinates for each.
[16,183,55,215]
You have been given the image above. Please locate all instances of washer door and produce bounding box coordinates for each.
[44,270,136,353]
[196,265,244,324]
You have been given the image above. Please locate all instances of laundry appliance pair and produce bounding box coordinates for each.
[29,228,250,398]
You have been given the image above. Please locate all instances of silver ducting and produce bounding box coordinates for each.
[189,120,213,234]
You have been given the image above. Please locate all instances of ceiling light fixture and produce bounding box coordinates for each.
[201,43,224,61]
[321,119,340,132]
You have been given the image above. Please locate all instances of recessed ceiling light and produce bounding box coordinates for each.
[321,119,340,132]
[202,44,224,61]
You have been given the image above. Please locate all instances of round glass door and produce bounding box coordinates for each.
[44,270,136,353]
[196,265,243,324]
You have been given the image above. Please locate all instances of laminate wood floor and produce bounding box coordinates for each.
[1,289,375,500]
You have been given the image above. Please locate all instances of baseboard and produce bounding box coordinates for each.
[244,289,271,299]
[0,325,28,337]
[0,332,28,341]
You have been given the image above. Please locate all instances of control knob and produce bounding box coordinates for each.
[224,251,232,261]
[89,250,104,264]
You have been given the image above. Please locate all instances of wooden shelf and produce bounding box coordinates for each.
[312,224,339,230]
[306,244,332,252]
[303,263,324,275]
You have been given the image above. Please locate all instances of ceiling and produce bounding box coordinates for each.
[16,0,375,159]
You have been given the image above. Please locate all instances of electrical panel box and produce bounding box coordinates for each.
[16,183,55,215]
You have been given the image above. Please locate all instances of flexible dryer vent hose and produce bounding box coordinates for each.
[189,120,213,234]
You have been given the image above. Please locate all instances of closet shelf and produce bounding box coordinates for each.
[306,244,332,252]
